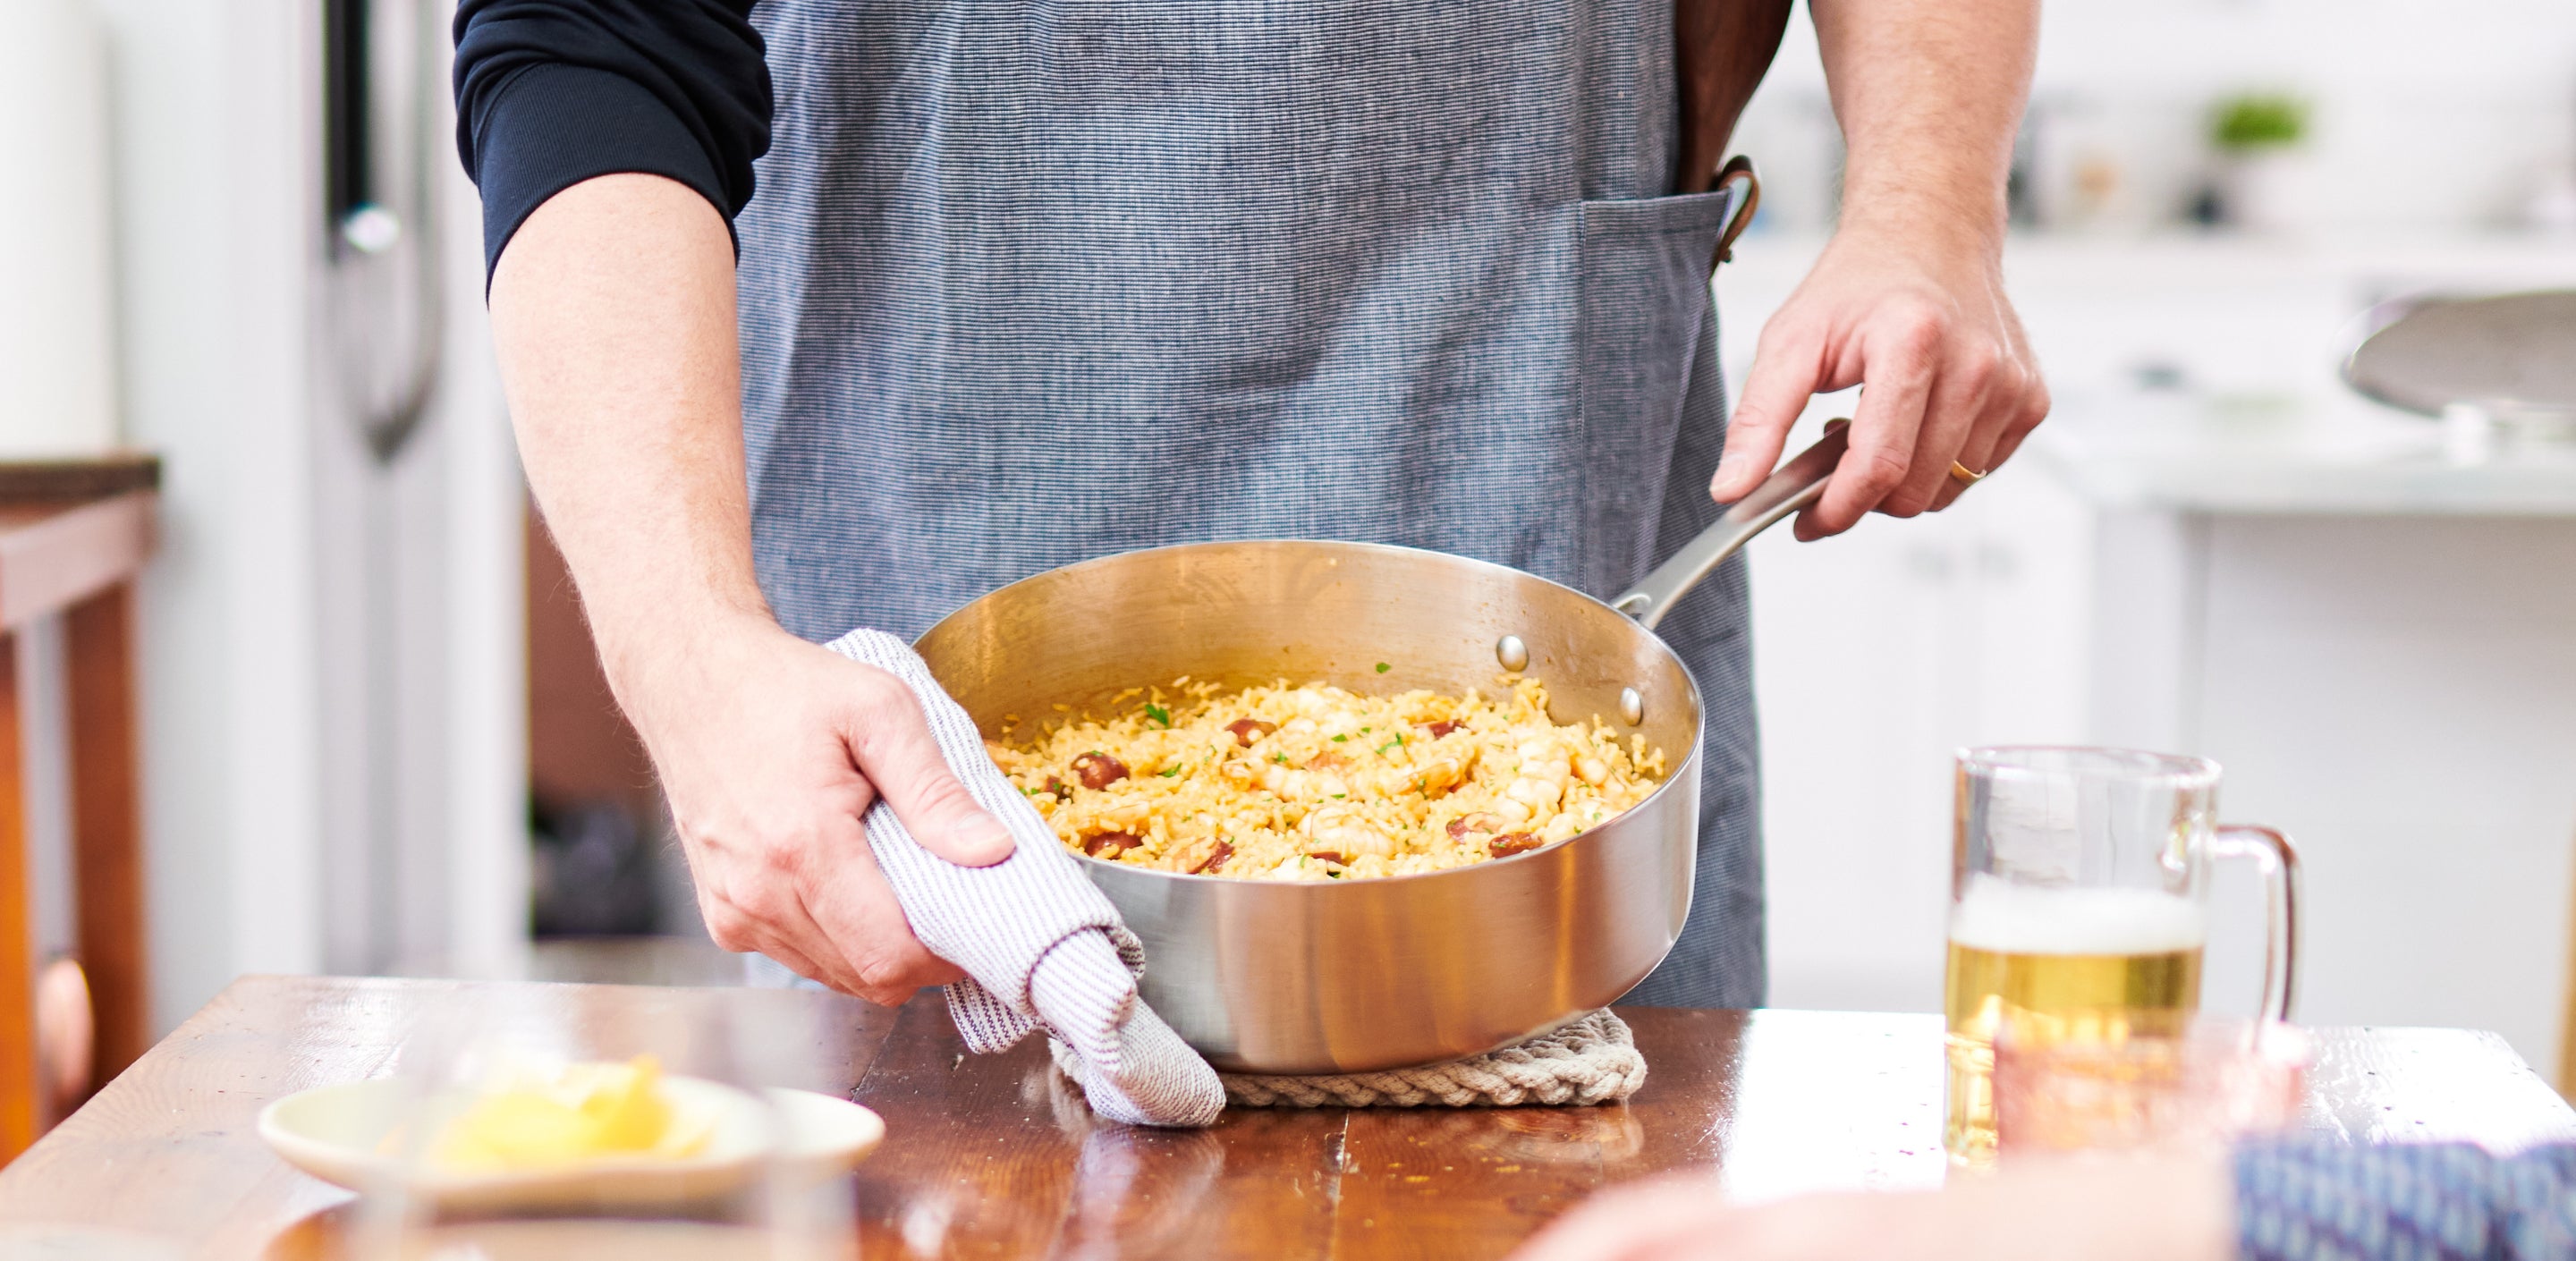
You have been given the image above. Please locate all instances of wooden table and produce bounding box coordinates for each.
[0,468,158,1157]
[1,976,2571,1258]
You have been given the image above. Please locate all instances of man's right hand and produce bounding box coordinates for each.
[611,613,1016,1005]
[492,175,1014,1005]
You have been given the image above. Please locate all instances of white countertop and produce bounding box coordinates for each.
[1719,230,2576,517]
[2031,391,2576,516]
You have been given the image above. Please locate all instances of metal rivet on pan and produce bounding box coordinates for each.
[1620,687,1644,726]
[1496,635,1529,673]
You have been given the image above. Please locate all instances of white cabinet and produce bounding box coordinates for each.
[2152,514,2576,1074]
[1748,443,2096,1016]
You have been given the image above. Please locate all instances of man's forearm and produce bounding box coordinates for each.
[484,173,1009,999]
[489,173,767,682]
[1709,0,2045,531]
[1811,0,2037,254]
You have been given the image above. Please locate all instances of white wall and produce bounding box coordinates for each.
[0,0,120,457]
[1734,0,2576,235]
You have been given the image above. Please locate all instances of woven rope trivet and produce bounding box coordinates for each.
[1217,1010,1645,1108]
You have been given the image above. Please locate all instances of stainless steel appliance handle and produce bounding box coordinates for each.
[324,0,445,463]
[1609,419,1848,631]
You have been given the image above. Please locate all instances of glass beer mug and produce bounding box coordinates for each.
[1943,748,2301,1164]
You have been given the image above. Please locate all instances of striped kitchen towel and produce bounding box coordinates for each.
[823,629,1224,1128]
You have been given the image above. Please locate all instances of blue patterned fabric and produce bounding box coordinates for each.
[2236,1140,2576,1261]
[733,0,1764,1005]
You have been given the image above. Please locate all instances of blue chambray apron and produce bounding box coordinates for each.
[734,0,1763,1007]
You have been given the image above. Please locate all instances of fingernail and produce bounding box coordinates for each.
[939,821,1013,867]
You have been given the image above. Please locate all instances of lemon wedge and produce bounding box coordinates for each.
[427,1055,715,1173]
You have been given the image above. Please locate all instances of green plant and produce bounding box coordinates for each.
[2211,94,2309,152]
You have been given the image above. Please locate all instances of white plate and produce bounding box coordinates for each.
[257,1076,885,1213]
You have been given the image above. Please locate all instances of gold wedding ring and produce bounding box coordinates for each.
[1947,461,1987,487]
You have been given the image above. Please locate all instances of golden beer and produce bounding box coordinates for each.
[1941,880,2205,1164]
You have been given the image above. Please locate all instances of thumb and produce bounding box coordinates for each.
[848,677,1017,867]
[1710,329,1824,503]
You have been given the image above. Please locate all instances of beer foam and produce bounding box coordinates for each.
[1947,875,2206,955]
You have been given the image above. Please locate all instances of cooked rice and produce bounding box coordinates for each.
[989,677,1666,881]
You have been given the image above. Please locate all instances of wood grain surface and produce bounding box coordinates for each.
[0,644,30,1158]
[0,454,160,504]
[0,492,156,633]
[66,582,148,1090]
[0,976,2570,1259]
[0,491,161,1160]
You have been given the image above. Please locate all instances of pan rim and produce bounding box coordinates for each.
[916,536,1712,890]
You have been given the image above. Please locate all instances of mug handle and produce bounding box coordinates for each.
[2211,825,2303,1023]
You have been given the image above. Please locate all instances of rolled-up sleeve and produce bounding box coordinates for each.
[2236,1139,2576,1260]
[452,0,771,279]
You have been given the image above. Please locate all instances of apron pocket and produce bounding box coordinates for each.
[1574,188,1739,597]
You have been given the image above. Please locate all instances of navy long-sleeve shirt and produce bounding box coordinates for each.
[451,0,770,275]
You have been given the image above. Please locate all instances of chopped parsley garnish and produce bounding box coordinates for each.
[1375,662,1391,673]
[1376,739,1402,755]
[1143,702,1171,728]
[1271,753,1289,764]
[1331,792,1347,799]
[1158,765,1182,778]
[1331,734,1348,742]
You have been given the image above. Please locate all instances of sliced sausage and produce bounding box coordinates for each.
[1190,841,1235,875]
[1072,752,1130,791]
[1425,719,1464,739]
[1445,814,1501,841]
[1487,833,1544,857]
[1305,851,1349,866]
[1082,831,1144,858]
[1224,718,1278,748]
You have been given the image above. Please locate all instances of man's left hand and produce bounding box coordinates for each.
[1707,224,2048,538]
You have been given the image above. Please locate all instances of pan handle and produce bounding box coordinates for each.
[1608,420,1849,631]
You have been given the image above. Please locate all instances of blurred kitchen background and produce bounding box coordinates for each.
[0,0,2570,1114]
[1732,0,2576,1080]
